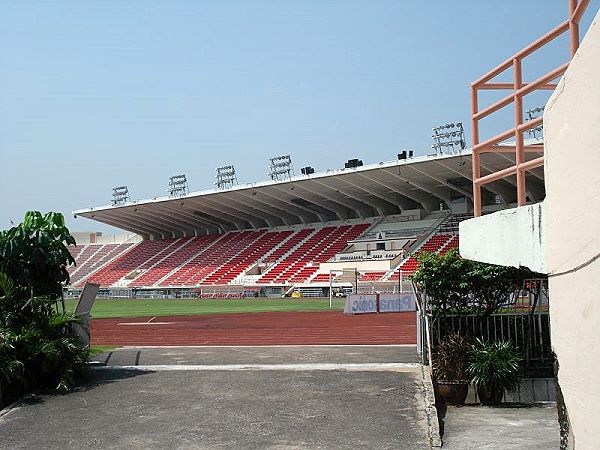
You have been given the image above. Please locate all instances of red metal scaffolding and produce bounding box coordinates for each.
[471,0,592,216]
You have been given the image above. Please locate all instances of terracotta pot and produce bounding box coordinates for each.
[477,385,504,405]
[436,381,469,406]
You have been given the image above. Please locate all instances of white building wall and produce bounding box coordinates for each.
[459,10,600,448]
[319,259,393,273]
[72,231,141,245]
[459,202,546,273]
[543,11,600,449]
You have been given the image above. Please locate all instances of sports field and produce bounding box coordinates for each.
[71,297,416,347]
[65,297,346,319]
[91,310,416,346]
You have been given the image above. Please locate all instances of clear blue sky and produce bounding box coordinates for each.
[1,1,596,233]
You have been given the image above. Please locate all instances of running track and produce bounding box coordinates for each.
[91,311,417,346]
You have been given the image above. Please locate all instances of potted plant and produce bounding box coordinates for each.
[433,333,472,406]
[468,338,522,405]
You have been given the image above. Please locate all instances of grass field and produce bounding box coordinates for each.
[64,297,346,319]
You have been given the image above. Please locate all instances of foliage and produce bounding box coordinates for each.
[8,314,92,391]
[410,249,471,314]
[468,338,522,394]
[0,330,24,405]
[411,248,540,317]
[0,212,90,408]
[0,270,68,335]
[0,272,92,396]
[433,332,472,381]
[0,211,75,299]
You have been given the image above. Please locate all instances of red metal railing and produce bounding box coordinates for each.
[471,0,592,217]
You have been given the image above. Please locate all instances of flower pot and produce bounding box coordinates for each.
[436,381,469,406]
[477,385,504,405]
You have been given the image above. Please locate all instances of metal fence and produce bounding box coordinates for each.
[418,279,553,375]
[431,312,552,375]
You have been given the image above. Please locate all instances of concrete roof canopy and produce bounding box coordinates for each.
[74,149,545,240]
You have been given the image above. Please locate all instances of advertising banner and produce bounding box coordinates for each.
[345,293,378,314]
[378,292,416,313]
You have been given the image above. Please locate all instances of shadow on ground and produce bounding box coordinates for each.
[438,400,559,450]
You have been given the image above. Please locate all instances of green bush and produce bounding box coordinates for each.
[468,338,522,395]
[0,329,24,405]
[0,212,90,407]
[433,332,471,381]
[0,211,75,299]
[411,248,540,317]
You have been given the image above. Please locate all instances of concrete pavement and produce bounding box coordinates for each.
[94,345,420,367]
[441,403,559,449]
[0,345,432,449]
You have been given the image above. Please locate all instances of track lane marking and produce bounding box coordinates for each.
[116,322,175,326]
[92,362,421,372]
[117,344,417,349]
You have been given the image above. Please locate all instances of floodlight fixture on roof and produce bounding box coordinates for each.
[168,174,188,197]
[215,165,238,190]
[268,154,293,181]
[111,186,130,206]
[431,122,465,155]
[525,106,545,138]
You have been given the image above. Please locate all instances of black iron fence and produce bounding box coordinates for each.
[431,312,552,375]
[418,279,553,376]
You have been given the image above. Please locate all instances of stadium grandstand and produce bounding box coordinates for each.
[69,146,543,299]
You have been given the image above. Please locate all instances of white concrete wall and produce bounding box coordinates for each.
[348,238,409,252]
[544,10,600,449]
[318,259,393,273]
[459,202,547,273]
[95,233,141,244]
[71,232,97,245]
[374,218,437,234]
[459,10,600,447]
[72,231,141,245]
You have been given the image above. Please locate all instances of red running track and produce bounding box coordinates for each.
[91,311,416,346]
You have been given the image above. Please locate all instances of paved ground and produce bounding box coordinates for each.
[91,311,417,346]
[441,403,560,449]
[95,345,419,367]
[0,345,431,449]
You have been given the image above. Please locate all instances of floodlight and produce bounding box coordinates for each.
[168,174,188,197]
[111,186,130,206]
[215,165,238,189]
[268,155,294,181]
[525,106,545,138]
[431,121,466,155]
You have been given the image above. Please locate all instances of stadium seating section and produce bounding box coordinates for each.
[68,214,471,289]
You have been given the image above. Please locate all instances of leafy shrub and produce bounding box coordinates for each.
[468,338,522,393]
[0,211,75,299]
[0,212,90,407]
[0,330,24,405]
[433,332,471,381]
[411,248,540,317]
